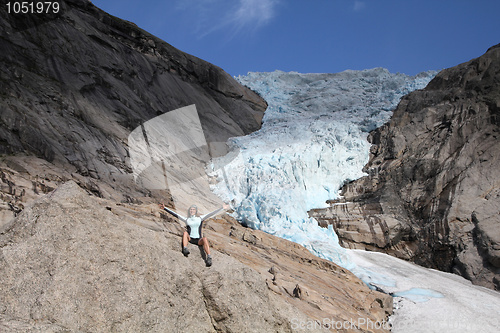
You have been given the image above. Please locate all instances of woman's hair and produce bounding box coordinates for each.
[187,205,198,217]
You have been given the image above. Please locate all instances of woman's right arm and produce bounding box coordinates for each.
[159,204,187,222]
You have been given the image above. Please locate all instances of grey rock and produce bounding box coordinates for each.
[0,0,266,206]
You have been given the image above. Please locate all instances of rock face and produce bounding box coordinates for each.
[310,44,500,290]
[0,181,392,332]
[0,0,266,223]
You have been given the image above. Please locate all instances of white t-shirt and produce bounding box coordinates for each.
[163,206,224,239]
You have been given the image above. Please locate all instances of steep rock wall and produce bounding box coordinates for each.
[0,0,266,221]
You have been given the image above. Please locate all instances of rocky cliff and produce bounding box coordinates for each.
[0,0,266,222]
[0,0,393,331]
[310,44,500,290]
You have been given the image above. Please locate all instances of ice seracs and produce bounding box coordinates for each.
[209,68,435,268]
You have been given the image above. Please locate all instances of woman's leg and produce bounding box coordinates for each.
[182,231,190,247]
[199,237,212,266]
[182,231,190,256]
[198,237,211,256]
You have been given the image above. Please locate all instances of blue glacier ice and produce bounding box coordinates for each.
[391,288,444,303]
[209,68,436,269]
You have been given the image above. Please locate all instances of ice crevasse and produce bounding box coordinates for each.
[209,68,436,269]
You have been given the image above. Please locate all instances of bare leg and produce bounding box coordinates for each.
[182,231,190,247]
[182,231,190,256]
[198,237,211,256]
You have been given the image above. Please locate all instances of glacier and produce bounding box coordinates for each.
[209,68,500,332]
[209,68,436,268]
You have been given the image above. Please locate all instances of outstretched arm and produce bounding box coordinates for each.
[159,204,187,222]
[201,203,230,221]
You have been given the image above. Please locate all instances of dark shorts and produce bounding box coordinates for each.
[189,237,201,245]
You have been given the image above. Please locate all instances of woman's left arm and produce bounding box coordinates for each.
[201,203,230,221]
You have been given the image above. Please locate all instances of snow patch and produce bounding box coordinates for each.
[349,249,500,332]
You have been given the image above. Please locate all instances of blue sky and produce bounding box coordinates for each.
[91,0,500,77]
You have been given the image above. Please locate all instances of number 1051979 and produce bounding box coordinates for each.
[6,2,60,14]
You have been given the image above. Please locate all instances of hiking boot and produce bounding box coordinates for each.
[205,255,212,267]
[182,247,190,257]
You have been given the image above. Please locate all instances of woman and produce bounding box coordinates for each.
[160,203,229,267]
